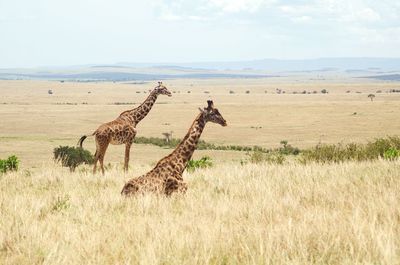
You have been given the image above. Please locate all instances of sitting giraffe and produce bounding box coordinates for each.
[78,82,171,174]
[121,100,227,196]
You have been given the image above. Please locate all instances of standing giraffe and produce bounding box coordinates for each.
[121,100,227,196]
[78,82,171,174]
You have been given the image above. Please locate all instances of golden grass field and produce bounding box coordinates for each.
[0,78,400,264]
[1,161,399,264]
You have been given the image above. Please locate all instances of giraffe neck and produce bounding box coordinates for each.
[170,113,207,174]
[123,90,159,125]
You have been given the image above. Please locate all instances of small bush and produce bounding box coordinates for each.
[187,156,213,172]
[265,153,285,165]
[279,140,300,155]
[247,150,265,164]
[383,148,399,161]
[54,146,93,172]
[0,155,19,174]
[246,151,285,165]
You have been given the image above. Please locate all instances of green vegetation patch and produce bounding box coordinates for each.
[133,136,300,155]
[300,136,400,164]
[187,156,213,172]
[54,146,94,172]
[0,155,19,174]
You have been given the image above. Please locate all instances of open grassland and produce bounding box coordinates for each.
[0,79,400,168]
[0,160,399,264]
[0,78,400,264]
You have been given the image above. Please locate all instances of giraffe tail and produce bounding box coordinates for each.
[78,135,88,148]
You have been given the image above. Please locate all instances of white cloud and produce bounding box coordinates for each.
[291,15,312,23]
[321,1,381,23]
[349,26,400,44]
[208,0,275,13]
[355,7,381,22]
[160,13,182,21]
[187,15,212,21]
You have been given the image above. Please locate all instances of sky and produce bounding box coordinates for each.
[0,0,400,68]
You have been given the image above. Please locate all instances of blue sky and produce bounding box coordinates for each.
[0,0,399,67]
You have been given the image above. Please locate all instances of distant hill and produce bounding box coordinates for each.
[362,74,400,81]
[117,58,400,72]
[0,57,399,81]
[0,71,271,81]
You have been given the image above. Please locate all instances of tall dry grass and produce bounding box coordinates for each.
[0,160,399,264]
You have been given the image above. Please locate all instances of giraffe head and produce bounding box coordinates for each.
[199,100,227,127]
[154,81,172,97]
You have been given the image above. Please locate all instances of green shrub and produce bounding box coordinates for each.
[54,146,93,172]
[384,148,399,161]
[265,153,286,165]
[0,155,19,174]
[246,151,286,165]
[300,136,400,164]
[134,136,274,154]
[279,140,300,155]
[187,156,213,172]
[247,150,266,164]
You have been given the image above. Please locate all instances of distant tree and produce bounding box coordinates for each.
[48,89,53,95]
[280,140,288,148]
[162,131,173,143]
[245,90,250,94]
[368,94,375,101]
[321,89,328,94]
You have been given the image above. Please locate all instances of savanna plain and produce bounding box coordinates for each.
[0,78,400,264]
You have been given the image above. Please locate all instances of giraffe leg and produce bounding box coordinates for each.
[93,150,99,174]
[123,126,136,172]
[124,143,132,172]
[165,177,187,196]
[99,144,109,175]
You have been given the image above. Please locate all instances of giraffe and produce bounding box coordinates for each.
[78,82,171,174]
[121,100,227,196]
